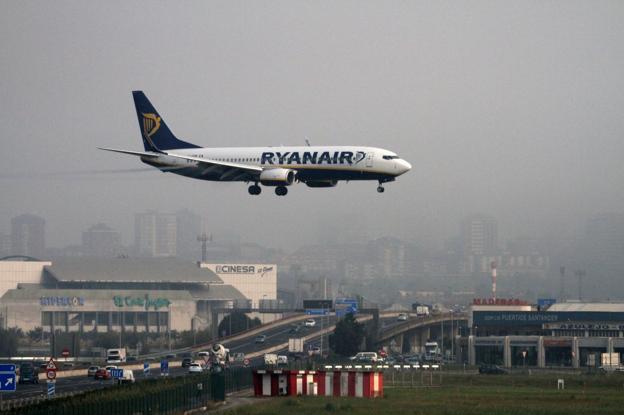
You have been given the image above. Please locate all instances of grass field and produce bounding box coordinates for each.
[223,373,624,415]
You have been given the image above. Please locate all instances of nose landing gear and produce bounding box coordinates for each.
[248,184,261,195]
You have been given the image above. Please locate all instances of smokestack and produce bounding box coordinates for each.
[491,261,497,299]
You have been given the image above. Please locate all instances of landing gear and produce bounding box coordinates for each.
[275,186,288,196]
[377,185,385,193]
[248,184,261,195]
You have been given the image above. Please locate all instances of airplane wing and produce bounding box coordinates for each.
[98,147,263,181]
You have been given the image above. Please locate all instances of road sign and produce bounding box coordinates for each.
[0,364,16,393]
[110,368,124,379]
[160,359,169,376]
[143,361,150,376]
[61,348,70,357]
[47,380,55,396]
[46,359,58,371]
[46,370,57,380]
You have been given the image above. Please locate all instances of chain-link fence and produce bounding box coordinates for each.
[4,367,253,415]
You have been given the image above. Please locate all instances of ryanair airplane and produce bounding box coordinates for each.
[99,91,411,196]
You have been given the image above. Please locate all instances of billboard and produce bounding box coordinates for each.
[303,299,332,310]
[335,298,358,318]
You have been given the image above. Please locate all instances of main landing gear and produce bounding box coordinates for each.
[275,186,288,196]
[377,185,385,193]
[248,184,261,195]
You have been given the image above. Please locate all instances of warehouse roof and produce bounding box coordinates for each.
[45,258,222,284]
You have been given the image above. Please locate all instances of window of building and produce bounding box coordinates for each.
[136,312,147,327]
[42,311,52,326]
[83,312,96,326]
[111,312,120,326]
[97,312,109,326]
[124,312,135,326]
[54,312,68,327]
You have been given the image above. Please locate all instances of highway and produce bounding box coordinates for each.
[3,313,401,403]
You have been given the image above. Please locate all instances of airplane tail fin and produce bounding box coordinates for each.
[132,91,200,151]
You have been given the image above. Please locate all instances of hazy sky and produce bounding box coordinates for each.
[1,1,623,250]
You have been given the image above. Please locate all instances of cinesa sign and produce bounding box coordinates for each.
[214,265,274,276]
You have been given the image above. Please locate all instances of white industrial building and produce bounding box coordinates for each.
[0,257,278,333]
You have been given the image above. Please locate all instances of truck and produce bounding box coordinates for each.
[412,303,430,317]
[424,341,441,362]
[106,348,127,364]
[264,353,278,365]
[288,338,305,353]
[209,343,230,368]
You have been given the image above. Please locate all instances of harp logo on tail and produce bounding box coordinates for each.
[142,113,161,150]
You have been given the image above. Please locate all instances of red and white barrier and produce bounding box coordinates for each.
[253,369,383,398]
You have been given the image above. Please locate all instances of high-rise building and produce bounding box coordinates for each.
[82,223,122,257]
[0,233,10,257]
[11,214,46,259]
[460,214,498,256]
[134,211,177,257]
[175,209,202,260]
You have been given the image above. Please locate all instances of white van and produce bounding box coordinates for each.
[117,369,135,384]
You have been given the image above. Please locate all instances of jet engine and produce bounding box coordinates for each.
[259,168,296,186]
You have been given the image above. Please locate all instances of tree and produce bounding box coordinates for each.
[329,313,365,356]
[218,311,261,337]
[0,328,23,356]
[27,327,44,343]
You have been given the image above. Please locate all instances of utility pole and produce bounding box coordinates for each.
[559,266,566,301]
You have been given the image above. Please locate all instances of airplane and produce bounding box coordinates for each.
[99,91,411,196]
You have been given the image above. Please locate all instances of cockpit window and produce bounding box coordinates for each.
[382,155,399,160]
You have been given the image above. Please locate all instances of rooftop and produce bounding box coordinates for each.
[45,257,222,284]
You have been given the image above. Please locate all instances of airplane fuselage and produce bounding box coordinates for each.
[143,146,411,183]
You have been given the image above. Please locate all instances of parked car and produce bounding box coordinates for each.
[255,335,266,344]
[304,319,316,327]
[18,363,39,384]
[198,351,210,358]
[397,313,408,321]
[277,355,288,365]
[94,368,111,380]
[87,366,100,377]
[181,357,193,368]
[478,364,507,375]
[166,353,176,359]
[188,363,203,374]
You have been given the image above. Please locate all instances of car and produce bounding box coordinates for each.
[308,346,321,356]
[188,363,203,374]
[197,351,210,358]
[349,352,380,363]
[87,366,100,377]
[397,313,408,321]
[62,362,75,369]
[277,355,288,365]
[304,319,316,327]
[255,335,266,344]
[166,353,176,359]
[181,357,193,368]
[478,364,507,375]
[127,356,137,362]
[94,368,111,380]
[231,352,245,362]
[18,363,39,384]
